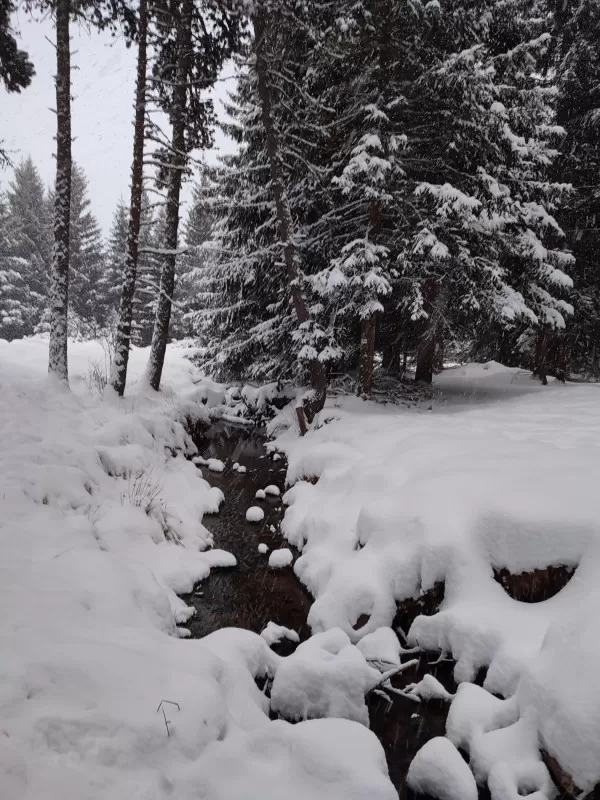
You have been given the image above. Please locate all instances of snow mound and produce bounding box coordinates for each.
[270,628,380,725]
[408,674,454,702]
[258,543,269,554]
[0,340,398,800]
[238,465,247,474]
[261,622,300,647]
[246,506,265,523]
[407,737,478,800]
[194,717,397,800]
[255,489,266,499]
[193,456,225,472]
[265,484,281,497]
[356,627,402,668]
[269,548,293,569]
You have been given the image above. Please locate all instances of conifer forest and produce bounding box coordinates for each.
[2,2,600,800]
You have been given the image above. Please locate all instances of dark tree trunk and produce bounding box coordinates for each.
[357,314,376,394]
[48,0,71,382]
[111,0,148,396]
[415,281,442,384]
[533,330,549,386]
[146,0,193,391]
[253,9,327,424]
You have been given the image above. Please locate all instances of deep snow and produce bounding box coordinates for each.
[271,362,600,798]
[0,337,396,800]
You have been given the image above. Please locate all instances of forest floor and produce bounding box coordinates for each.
[1,338,599,800]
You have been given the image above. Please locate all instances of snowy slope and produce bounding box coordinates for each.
[273,362,600,796]
[0,337,396,800]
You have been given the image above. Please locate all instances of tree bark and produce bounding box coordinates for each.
[111,0,148,396]
[533,329,549,385]
[48,0,71,382]
[253,9,327,422]
[415,281,442,384]
[145,0,192,391]
[357,314,376,394]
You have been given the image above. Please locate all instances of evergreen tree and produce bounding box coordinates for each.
[4,156,52,330]
[0,0,35,164]
[103,200,129,317]
[144,0,244,391]
[67,163,106,333]
[0,195,40,338]
[551,0,600,375]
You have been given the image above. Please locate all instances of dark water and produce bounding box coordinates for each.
[184,422,468,797]
[181,422,312,647]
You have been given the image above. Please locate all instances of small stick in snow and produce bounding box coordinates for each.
[156,699,180,737]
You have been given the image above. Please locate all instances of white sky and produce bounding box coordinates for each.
[1,10,236,233]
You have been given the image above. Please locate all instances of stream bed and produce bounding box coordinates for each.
[183,422,468,799]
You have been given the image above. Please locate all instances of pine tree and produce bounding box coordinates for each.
[144,0,243,390]
[0,0,35,164]
[551,0,600,375]
[103,200,129,317]
[65,163,106,334]
[111,0,148,395]
[0,195,40,338]
[4,156,52,331]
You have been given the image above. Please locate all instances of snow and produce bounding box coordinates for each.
[407,737,478,800]
[258,543,269,554]
[237,464,247,473]
[269,363,600,795]
[0,337,396,800]
[269,548,294,569]
[255,488,266,499]
[407,674,454,702]
[246,506,265,523]
[264,483,281,497]
[270,629,380,724]
[356,627,402,667]
[193,456,225,472]
[261,621,300,647]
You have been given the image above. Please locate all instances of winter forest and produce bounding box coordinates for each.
[2,0,600,799]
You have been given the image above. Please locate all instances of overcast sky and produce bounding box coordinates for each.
[1,10,236,233]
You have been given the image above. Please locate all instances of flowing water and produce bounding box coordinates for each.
[183,422,473,798]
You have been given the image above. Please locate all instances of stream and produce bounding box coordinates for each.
[183,422,471,799]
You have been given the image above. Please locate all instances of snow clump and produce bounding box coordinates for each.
[268,548,293,569]
[246,506,265,523]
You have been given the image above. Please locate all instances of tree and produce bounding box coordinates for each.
[145,0,243,390]
[3,156,52,332]
[66,164,106,333]
[0,0,35,164]
[47,0,72,381]
[111,0,148,395]
[550,0,600,376]
[251,5,328,423]
[102,199,129,318]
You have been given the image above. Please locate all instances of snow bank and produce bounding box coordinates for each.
[270,629,380,724]
[246,506,265,523]
[407,737,478,800]
[272,367,600,794]
[261,621,300,647]
[0,338,396,800]
[269,547,293,569]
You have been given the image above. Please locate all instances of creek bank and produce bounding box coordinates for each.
[183,421,486,798]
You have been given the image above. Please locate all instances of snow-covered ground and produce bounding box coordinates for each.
[0,337,395,800]
[273,362,600,798]
[4,341,600,800]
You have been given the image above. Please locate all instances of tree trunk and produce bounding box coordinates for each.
[357,314,376,394]
[253,9,327,423]
[415,281,442,384]
[48,0,71,382]
[534,329,549,386]
[145,0,192,391]
[111,0,148,396]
